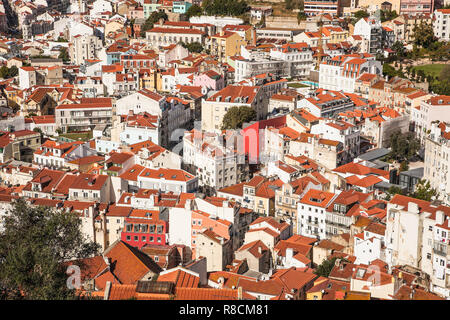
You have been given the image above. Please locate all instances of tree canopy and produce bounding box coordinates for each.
[314,257,348,277]
[413,23,436,48]
[411,179,438,202]
[0,66,18,79]
[181,41,204,53]
[387,130,420,162]
[202,0,248,17]
[352,10,369,24]
[140,11,168,37]
[186,4,203,19]
[380,10,398,22]
[221,106,256,130]
[58,47,70,62]
[0,199,100,300]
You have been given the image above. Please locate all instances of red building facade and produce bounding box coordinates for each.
[121,209,168,249]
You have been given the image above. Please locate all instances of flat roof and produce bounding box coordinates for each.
[357,148,390,161]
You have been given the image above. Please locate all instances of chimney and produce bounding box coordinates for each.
[436,210,445,225]
[104,281,112,300]
[408,202,419,214]
[237,286,243,300]
[410,287,415,299]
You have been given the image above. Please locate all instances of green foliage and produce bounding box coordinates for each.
[0,66,18,79]
[57,37,68,42]
[352,10,369,24]
[391,41,406,59]
[413,23,436,48]
[221,106,256,130]
[297,11,307,22]
[186,4,203,19]
[412,179,438,201]
[399,161,409,172]
[181,41,204,53]
[140,11,168,37]
[285,0,303,10]
[380,10,398,23]
[386,185,406,201]
[387,130,420,162]
[427,60,450,94]
[58,48,70,62]
[202,0,248,17]
[0,199,100,300]
[439,64,450,82]
[383,64,404,79]
[314,257,348,277]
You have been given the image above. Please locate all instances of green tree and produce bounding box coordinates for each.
[383,63,404,78]
[439,64,450,82]
[202,0,248,16]
[58,48,70,62]
[314,257,348,277]
[412,179,437,201]
[385,185,406,201]
[221,106,256,130]
[140,11,168,37]
[186,4,203,19]
[388,130,420,162]
[0,199,100,300]
[0,66,8,78]
[380,10,398,22]
[399,161,409,172]
[413,22,436,48]
[392,41,406,59]
[181,41,204,53]
[8,66,18,78]
[352,10,369,24]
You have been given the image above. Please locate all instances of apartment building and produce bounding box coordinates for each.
[275,175,323,232]
[183,130,244,191]
[424,121,450,205]
[325,190,371,237]
[137,167,198,193]
[303,0,342,16]
[310,119,360,162]
[145,27,206,49]
[297,88,356,118]
[201,85,268,132]
[433,9,450,42]
[33,140,96,169]
[210,31,246,62]
[399,0,433,15]
[385,194,450,298]
[69,34,103,65]
[116,89,191,147]
[55,98,114,133]
[319,54,382,93]
[68,173,112,203]
[353,17,383,55]
[297,189,338,238]
[411,95,450,145]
